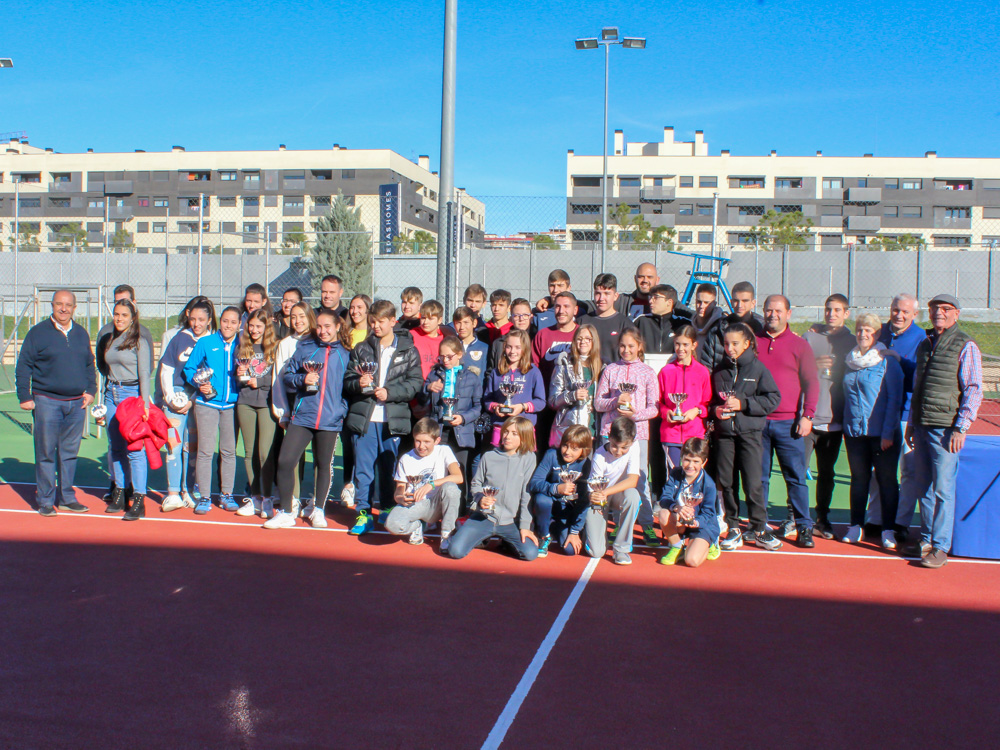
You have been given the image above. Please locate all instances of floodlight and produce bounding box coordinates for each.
[601,27,619,40]
[575,38,599,50]
[622,37,646,49]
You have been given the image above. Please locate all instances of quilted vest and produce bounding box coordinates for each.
[910,324,972,428]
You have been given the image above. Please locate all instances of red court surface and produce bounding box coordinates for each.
[2,483,999,750]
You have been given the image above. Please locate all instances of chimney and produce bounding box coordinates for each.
[278,144,286,151]
[770,150,777,157]
[925,151,937,158]
[87,148,94,153]
[720,149,730,156]
[863,153,873,158]
[663,126,674,143]
[172,145,185,152]
[45,147,53,153]
[333,143,339,149]
[567,149,574,155]
[614,130,624,155]
[418,155,430,170]
[694,130,704,144]
[815,150,822,156]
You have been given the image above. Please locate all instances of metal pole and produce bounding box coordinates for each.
[711,192,719,258]
[13,179,18,352]
[988,250,994,309]
[103,195,109,316]
[601,41,609,274]
[436,0,457,305]
[197,192,205,295]
[219,224,224,303]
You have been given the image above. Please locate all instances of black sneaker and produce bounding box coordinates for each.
[57,502,89,513]
[797,526,815,548]
[777,518,796,539]
[37,505,57,517]
[742,528,758,546]
[720,528,743,550]
[814,518,835,540]
[755,528,782,550]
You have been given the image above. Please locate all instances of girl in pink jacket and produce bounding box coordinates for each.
[658,324,713,469]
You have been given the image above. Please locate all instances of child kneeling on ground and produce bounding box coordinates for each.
[385,417,463,548]
[583,416,641,566]
[528,425,593,557]
[658,437,721,567]
[448,416,539,561]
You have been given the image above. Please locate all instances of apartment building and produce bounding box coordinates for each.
[0,140,485,253]
[566,128,1000,250]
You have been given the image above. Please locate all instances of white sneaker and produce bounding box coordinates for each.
[161,494,184,512]
[440,534,451,553]
[308,506,328,528]
[292,497,301,517]
[180,491,196,508]
[881,530,898,550]
[263,511,296,529]
[409,526,424,545]
[260,497,275,519]
[341,483,356,508]
[235,497,257,517]
[842,525,863,543]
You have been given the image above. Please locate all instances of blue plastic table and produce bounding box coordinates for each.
[951,435,1000,560]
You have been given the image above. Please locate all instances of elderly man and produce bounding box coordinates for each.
[15,290,97,515]
[903,294,982,568]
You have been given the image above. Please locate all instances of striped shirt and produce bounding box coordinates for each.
[956,340,983,432]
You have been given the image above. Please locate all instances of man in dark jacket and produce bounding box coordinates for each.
[699,281,765,370]
[15,290,97,515]
[635,284,690,355]
[344,300,423,535]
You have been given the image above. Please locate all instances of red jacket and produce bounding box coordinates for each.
[115,397,170,470]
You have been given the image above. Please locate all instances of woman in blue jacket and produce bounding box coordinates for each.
[265,308,351,529]
[841,312,904,549]
[183,305,241,515]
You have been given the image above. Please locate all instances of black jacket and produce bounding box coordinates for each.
[344,332,423,435]
[700,311,765,370]
[635,311,691,355]
[710,347,781,437]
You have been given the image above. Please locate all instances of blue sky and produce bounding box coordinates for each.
[3,0,998,211]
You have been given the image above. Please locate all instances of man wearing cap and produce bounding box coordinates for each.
[903,294,982,568]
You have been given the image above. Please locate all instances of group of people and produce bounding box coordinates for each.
[14,261,983,569]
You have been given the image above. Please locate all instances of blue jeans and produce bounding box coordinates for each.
[533,492,586,549]
[104,383,148,495]
[32,394,87,508]
[904,425,960,552]
[351,421,399,512]
[447,516,538,561]
[164,405,197,494]
[761,418,812,529]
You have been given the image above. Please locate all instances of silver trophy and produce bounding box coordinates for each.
[618,382,637,412]
[302,360,324,393]
[558,469,582,501]
[236,356,253,384]
[193,367,217,400]
[91,403,107,426]
[718,389,736,416]
[404,473,431,504]
[667,392,689,422]
[587,475,610,508]
[480,485,500,514]
[358,361,378,393]
[498,381,523,415]
[570,378,592,418]
[441,396,459,421]
[675,485,705,528]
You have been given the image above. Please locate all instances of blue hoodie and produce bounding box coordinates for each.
[284,337,350,432]
[528,448,592,535]
[659,467,720,540]
[182,331,238,410]
[878,322,928,421]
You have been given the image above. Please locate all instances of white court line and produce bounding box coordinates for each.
[481,557,599,750]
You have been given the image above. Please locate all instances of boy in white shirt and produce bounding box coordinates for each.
[584,416,641,565]
[385,417,463,548]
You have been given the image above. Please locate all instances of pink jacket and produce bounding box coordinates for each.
[657,359,712,444]
[594,359,659,438]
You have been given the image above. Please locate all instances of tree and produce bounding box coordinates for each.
[529,233,560,250]
[282,231,309,252]
[867,233,926,252]
[594,203,676,251]
[748,210,814,250]
[16,223,40,252]
[111,227,136,252]
[51,222,87,252]
[392,229,436,254]
[311,192,373,297]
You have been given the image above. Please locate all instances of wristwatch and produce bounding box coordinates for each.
[957,424,968,434]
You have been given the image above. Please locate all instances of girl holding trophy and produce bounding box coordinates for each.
[656,325,713,471]
[483,329,545,447]
[548,324,602,446]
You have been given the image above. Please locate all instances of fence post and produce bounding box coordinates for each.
[528,242,534,305]
[988,250,994,309]
[753,247,759,295]
[780,248,788,298]
[915,249,923,303]
[847,246,855,306]
[163,254,169,330]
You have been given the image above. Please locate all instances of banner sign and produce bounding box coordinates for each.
[379,183,400,255]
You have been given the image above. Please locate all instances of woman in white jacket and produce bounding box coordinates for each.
[547,324,602,447]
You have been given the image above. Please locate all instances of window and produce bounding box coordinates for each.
[136,222,149,233]
[283,197,304,207]
[178,222,198,233]
[678,204,693,216]
[152,222,166,233]
[944,207,971,219]
[884,206,898,217]
[699,176,718,188]
[938,179,972,191]
[571,230,601,241]
[283,222,304,233]
[983,180,1000,190]
[243,171,260,184]
[857,178,868,188]
[243,197,259,207]
[49,197,71,208]
[901,206,922,218]
[218,196,237,207]
[776,178,803,189]
[822,178,843,190]
[243,223,258,233]
[16,173,41,183]
[697,204,713,216]
[312,195,332,206]
[678,231,693,243]
[153,197,168,207]
[138,197,150,207]
[652,177,667,186]
[984,208,1000,219]
[19,197,41,208]
[738,205,764,216]
[884,178,898,189]
[738,178,765,188]
[698,231,713,243]
[933,235,971,247]
[627,204,640,215]
[219,171,237,181]
[902,179,922,190]
[342,169,356,179]
[186,171,211,182]
[153,171,169,182]
[88,199,104,208]
[52,173,71,183]
[619,177,640,187]
[222,222,236,232]
[312,170,332,180]
[679,176,694,188]
[573,176,601,187]
[774,205,802,214]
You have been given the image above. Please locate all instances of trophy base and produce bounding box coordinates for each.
[305,386,319,394]
[668,413,685,422]
[239,376,251,385]
[204,390,218,401]
[498,407,514,415]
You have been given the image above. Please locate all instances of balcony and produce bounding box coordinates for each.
[646,213,675,228]
[617,186,640,199]
[108,205,132,220]
[822,188,845,200]
[283,177,306,191]
[571,186,603,198]
[846,187,881,203]
[936,217,972,230]
[282,204,305,216]
[310,204,331,217]
[846,215,880,231]
[640,186,675,202]
[104,180,134,195]
[774,185,812,199]
[86,205,105,217]
[819,215,844,228]
[51,180,78,193]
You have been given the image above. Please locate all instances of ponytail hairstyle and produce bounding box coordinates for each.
[723,322,758,354]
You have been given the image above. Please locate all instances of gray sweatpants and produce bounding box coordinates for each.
[194,403,237,496]
[385,483,462,537]
[583,487,641,557]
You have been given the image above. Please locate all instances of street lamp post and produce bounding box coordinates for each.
[575,28,645,273]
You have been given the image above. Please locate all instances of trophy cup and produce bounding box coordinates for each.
[618,382,637,412]
[358,360,378,393]
[675,485,705,528]
[587,475,610,508]
[236,356,253,384]
[91,403,107,426]
[168,391,190,412]
[480,485,500,514]
[404,474,430,504]
[718,389,737,416]
[302,360,324,393]
[570,378,592,418]
[193,367,216,400]
[667,392,689,422]
[441,397,459,421]
[558,469,582,502]
[498,381,523,415]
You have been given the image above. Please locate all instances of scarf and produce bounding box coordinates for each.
[846,342,886,371]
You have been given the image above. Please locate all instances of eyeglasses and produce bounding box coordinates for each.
[439,352,461,361]
[511,313,532,320]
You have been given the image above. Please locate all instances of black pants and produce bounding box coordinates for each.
[803,429,843,522]
[713,432,767,531]
[277,424,338,514]
[648,418,666,499]
[844,435,901,531]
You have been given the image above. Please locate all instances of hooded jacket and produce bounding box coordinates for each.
[182,331,239,410]
[710,346,781,437]
[284,336,350,432]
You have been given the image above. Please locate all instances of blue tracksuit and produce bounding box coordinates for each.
[660,468,720,543]
[877,322,928,422]
[182,332,238,410]
[527,448,591,552]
